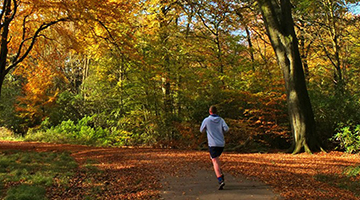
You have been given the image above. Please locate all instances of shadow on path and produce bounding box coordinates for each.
[161,169,282,200]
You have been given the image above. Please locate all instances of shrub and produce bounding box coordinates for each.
[25,116,134,147]
[0,127,23,141]
[310,88,360,149]
[331,123,360,153]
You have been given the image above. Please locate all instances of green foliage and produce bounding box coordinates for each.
[331,123,360,153]
[25,116,135,147]
[0,75,23,134]
[0,127,23,141]
[309,86,360,148]
[46,91,85,126]
[0,150,78,200]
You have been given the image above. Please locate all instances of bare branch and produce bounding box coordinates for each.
[197,12,218,36]
[96,19,124,56]
[5,17,69,73]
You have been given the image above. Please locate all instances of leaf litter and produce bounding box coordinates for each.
[1,141,360,199]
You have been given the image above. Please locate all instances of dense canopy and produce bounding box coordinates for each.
[1,0,360,154]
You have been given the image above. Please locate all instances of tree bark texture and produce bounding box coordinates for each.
[257,0,322,153]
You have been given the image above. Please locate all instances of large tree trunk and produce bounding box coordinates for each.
[257,0,322,154]
[0,74,4,99]
[0,0,12,99]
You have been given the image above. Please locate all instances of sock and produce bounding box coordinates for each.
[217,176,223,183]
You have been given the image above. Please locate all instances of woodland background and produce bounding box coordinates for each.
[1,0,360,153]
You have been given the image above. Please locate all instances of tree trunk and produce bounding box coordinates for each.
[298,19,311,81]
[160,3,173,116]
[245,26,255,64]
[0,0,12,99]
[159,1,176,142]
[324,0,344,93]
[0,74,4,99]
[257,0,322,154]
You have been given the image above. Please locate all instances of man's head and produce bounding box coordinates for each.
[209,105,217,115]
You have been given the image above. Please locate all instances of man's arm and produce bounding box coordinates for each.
[200,119,207,133]
[222,119,229,133]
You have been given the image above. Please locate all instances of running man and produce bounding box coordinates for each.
[200,105,229,190]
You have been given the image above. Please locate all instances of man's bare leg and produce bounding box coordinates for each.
[212,156,225,189]
[211,157,222,177]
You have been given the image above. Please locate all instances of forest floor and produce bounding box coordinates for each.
[1,141,360,200]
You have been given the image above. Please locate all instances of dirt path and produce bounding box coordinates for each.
[161,169,282,200]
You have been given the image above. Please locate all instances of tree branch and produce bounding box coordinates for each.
[5,17,69,74]
[0,0,8,29]
[197,11,217,36]
[96,19,124,56]
[9,0,17,22]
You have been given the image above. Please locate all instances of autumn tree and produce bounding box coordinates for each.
[4,0,359,151]
[257,0,323,153]
[0,0,70,98]
[233,2,257,65]
[294,0,354,93]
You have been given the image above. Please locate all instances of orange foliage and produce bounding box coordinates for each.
[14,58,64,125]
[6,0,142,125]
[216,88,290,149]
[175,122,207,149]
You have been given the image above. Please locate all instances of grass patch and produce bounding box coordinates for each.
[314,165,360,196]
[0,150,78,199]
[5,185,46,200]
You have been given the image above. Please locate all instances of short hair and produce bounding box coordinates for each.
[209,105,217,114]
